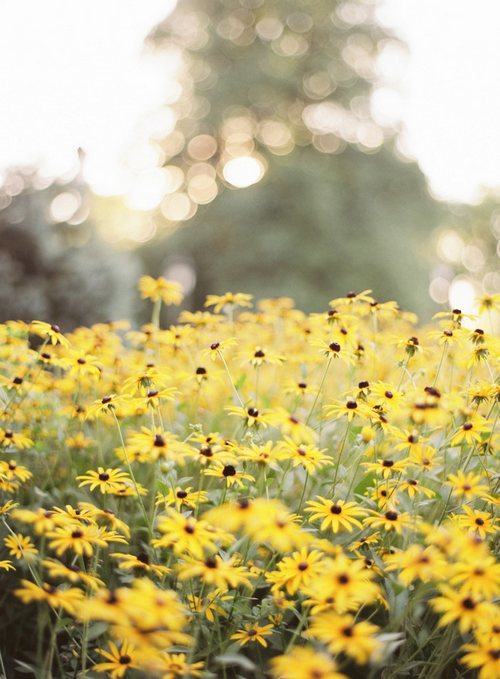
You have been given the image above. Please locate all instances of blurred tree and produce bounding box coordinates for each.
[140,0,445,316]
[428,197,500,314]
[0,168,137,329]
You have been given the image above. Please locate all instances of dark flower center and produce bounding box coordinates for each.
[223,465,236,477]
[200,447,213,457]
[154,434,166,447]
[101,396,112,404]
[475,518,485,526]
[184,524,195,534]
[297,562,309,571]
[462,598,476,610]
[196,367,207,375]
[176,490,188,499]
[342,625,354,637]
[358,380,369,389]
[119,655,131,665]
[463,422,473,431]
[346,400,357,409]
[210,342,220,350]
[382,460,394,468]
[77,357,86,365]
[205,557,218,568]
[337,574,350,584]
[385,511,398,521]
[254,349,265,358]
[98,473,110,481]
[328,342,341,353]
[330,504,342,515]
[71,530,83,539]
[137,552,149,565]
[238,498,250,509]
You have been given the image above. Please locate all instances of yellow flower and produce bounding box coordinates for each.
[178,554,254,590]
[384,545,447,586]
[270,646,347,679]
[76,467,131,494]
[15,579,84,614]
[431,585,494,633]
[30,320,70,347]
[305,497,366,533]
[138,275,184,305]
[266,548,324,595]
[307,612,380,664]
[93,641,137,678]
[461,637,500,679]
[230,622,273,647]
[204,292,253,313]
[4,533,38,560]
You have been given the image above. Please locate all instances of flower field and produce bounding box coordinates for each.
[0,279,498,679]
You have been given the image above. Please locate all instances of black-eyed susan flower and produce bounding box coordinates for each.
[4,533,38,560]
[430,585,494,633]
[178,553,253,590]
[152,509,226,558]
[0,560,15,571]
[460,637,500,679]
[204,462,255,488]
[266,548,324,595]
[41,558,104,590]
[364,508,413,534]
[305,497,366,533]
[14,579,84,614]
[230,622,273,647]
[93,641,138,678]
[204,292,253,313]
[307,612,380,664]
[457,505,497,539]
[155,486,208,511]
[447,470,490,500]
[139,275,184,305]
[270,645,347,679]
[225,404,275,428]
[30,320,70,347]
[76,467,131,494]
[384,545,447,586]
[450,413,490,446]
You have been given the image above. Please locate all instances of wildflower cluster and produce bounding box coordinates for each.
[0,281,498,678]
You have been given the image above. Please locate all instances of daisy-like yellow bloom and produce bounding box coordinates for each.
[430,585,494,633]
[187,589,231,622]
[138,275,184,305]
[450,555,500,599]
[242,345,286,368]
[307,612,381,664]
[0,460,32,483]
[240,440,282,468]
[0,560,15,571]
[66,431,93,449]
[4,533,38,560]
[364,509,413,534]
[86,393,131,420]
[0,429,33,449]
[243,501,311,552]
[93,641,138,678]
[178,554,254,590]
[266,548,324,595]
[41,558,104,590]
[30,320,70,347]
[310,338,355,365]
[457,505,497,539]
[477,292,500,314]
[155,486,208,511]
[76,467,131,494]
[330,289,375,308]
[305,497,366,533]
[270,645,347,679]
[124,426,192,463]
[11,507,63,534]
[324,398,371,422]
[59,351,101,379]
[450,413,490,446]
[204,292,253,313]
[397,478,435,499]
[362,457,409,479]
[144,652,204,678]
[204,462,255,488]
[111,552,170,577]
[225,404,275,428]
[47,523,119,557]
[384,545,447,586]
[152,509,223,558]
[461,637,500,679]
[447,470,490,500]
[278,437,330,473]
[305,555,379,612]
[200,337,238,362]
[14,579,84,614]
[231,622,273,647]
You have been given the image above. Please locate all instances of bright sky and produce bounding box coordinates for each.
[1,0,500,204]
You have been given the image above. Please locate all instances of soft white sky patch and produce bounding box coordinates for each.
[0,0,177,194]
[378,0,500,203]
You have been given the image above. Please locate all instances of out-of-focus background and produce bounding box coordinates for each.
[0,0,498,327]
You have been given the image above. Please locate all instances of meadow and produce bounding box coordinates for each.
[0,278,498,679]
